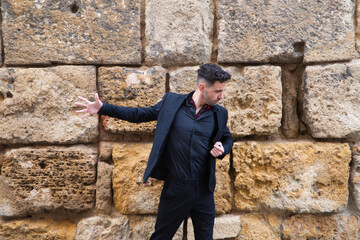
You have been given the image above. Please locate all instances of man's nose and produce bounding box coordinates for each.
[219,92,224,99]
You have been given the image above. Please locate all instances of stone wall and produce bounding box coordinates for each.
[0,0,360,239]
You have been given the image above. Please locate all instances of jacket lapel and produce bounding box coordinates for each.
[160,94,186,135]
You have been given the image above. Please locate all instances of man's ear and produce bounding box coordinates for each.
[199,82,206,93]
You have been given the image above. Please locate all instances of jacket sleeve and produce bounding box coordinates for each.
[217,109,234,160]
[98,93,167,123]
[217,125,233,159]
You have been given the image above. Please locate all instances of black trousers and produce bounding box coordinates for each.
[150,177,215,240]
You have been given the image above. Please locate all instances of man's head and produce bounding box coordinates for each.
[197,63,231,87]
[197,63,231,106]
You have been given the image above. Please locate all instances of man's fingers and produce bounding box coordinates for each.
[213,143,224,152]
[78,96,90,103]
[81,113,90,119]
[76,109,88,113]
[211,142,225,157]
[214,145,223,151]
[213,149,221,155]
[74,102,87,107]
[210,148,221,157]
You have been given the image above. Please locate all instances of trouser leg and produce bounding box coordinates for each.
[190,181,215,240]
[150,180,195,240]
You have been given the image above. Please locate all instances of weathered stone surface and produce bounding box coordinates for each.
[130,215,183,240]
[222,66,282,137]
[0,219,76,240]
[129,216,156,240]
[0,176,26,217]
[2,0,141,65]
[145,0,213,66]
[237,214,280,240]
[282,213,359,239]
[356,0,360,53]
[169,66,198,94]
[96,162,113,215]
[99,141,114,162]
[302,61,360,140]
[0,146,4,169]
[214,155,232,214]
[351,142,360,210]
[218,0,356,63]
[188,215,241,240]
[281,65,303,138]
[233,142,351,213]
[98,66,166,135]
[0,66,98,145]
[1,145,97,213]
[75,216,129,240]
[112,143,163,214]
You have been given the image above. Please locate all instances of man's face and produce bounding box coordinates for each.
[203,81,227,106]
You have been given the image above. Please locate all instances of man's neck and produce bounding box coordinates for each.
[192,89,205,114]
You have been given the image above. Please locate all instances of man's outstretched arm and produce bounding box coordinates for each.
[75,92,166,123]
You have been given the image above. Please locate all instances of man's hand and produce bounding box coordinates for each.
[75,93,103,119]
[210,142,224,157]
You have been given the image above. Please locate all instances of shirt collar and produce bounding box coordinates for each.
[185,91,216,112]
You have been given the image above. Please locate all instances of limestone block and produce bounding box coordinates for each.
[218,0,356,63]
[0,146,4,169]
[112,143,163,214]
[0,176,26,217]
[75,216,129,240]
[233,142,351,213]
[237,214,281,240]
[214,155,232,214]
[98,66,166,135]
[302,61,360,140]
[2,0,141,65]
[96,162,113,215]
[0,66,98,145]
[1,145,97,213]
[99,141,114,162]
[169,66,198,94]
[188,215,241,240]
[356,0,360,53]
[0,219,76,240]
[130,215,183,240]
[282,213,359,239]
[222,66,282,137]
[351,142,360,210]
[129,216,156,240]
[145,0,213,66]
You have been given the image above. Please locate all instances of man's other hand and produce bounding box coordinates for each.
[210,142,224,157]
[75,93,103,119]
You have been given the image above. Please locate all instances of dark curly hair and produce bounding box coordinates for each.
[197,63,231,86]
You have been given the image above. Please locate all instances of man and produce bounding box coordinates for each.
[75,63,234,240]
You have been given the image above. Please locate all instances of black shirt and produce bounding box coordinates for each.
[163,92,216,180]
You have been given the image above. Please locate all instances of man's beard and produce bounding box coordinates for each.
[203,91,218,106]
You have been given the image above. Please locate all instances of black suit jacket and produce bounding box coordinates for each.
[99,92,234,192]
